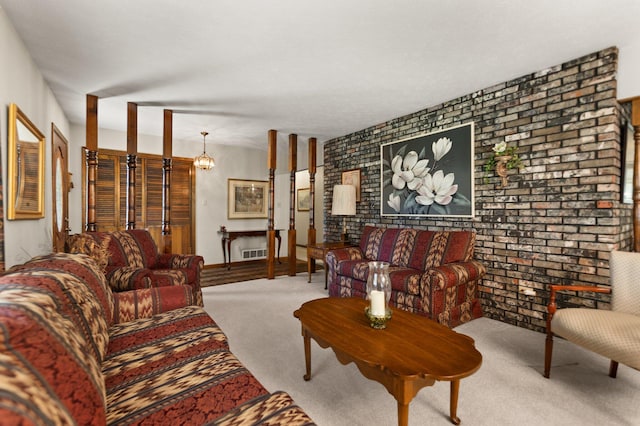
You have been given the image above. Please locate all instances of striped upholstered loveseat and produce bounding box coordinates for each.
[327,225,486,328]
[0,253,314,425]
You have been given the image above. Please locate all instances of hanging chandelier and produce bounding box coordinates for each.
[194,131,215,170]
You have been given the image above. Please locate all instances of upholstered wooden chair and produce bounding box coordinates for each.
[67,229,204,306]
[544,250,640,378]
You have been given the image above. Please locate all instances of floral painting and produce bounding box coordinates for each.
[380,122,474,217]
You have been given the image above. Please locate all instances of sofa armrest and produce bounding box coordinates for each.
[105,266,152,291]
[157,253,204,271]
[111,286,196,324]
[156,254,204,306]
[326,247,363,293]
[421,260,486,327]
[420,260,486,292]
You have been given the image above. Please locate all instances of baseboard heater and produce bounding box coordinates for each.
[241,248,267,260]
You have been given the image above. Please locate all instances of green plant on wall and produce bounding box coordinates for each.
[484,141,523,185]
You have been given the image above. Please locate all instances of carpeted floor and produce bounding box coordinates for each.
[202,275,640,426]
[201,259,316,286]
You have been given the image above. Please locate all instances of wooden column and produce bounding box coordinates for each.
[288,134,297,276]
[85,94,98,232]
[308,137,317,250]
[267,130,277,279]
[126,102,138,230]
[162,109,173,254]
[631,98,640,252]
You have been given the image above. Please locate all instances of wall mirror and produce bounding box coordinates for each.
[8,103,45,219]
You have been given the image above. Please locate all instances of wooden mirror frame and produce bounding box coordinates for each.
[7,103,45,220]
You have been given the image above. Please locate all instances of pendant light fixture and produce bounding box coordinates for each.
[194,131,215,170]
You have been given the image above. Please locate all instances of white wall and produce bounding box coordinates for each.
[618,42,640,100]
[0,9,70,267]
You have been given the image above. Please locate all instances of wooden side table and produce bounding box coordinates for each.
[307,241,352,289]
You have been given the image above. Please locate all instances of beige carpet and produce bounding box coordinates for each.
[202,273,640,426]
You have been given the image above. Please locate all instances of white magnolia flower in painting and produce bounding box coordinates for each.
[415,170,459,206]
[492,141,507,154]
[391,151,430,190]
[387,193,401,212]
[432,137,453,161]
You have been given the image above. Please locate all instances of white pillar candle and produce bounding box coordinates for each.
[370,290,386,317]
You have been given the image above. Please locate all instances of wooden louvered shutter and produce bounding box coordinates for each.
[144,157,163,225]
[82,148,195,254]
[170,160,195,254]
[94,152,120,231]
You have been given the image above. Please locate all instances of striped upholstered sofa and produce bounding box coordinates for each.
[327,225,486,328]
[67,229,204,306]
[0,253,314,425]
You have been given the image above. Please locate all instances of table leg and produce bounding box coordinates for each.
[276,231,282,264]
[307,253,312,283]
[226,239,232,270]
[221,237,228,269]
[324,265,329,290]
[303,332,312,381]
[449,380,461,425]
[397,401,409,426]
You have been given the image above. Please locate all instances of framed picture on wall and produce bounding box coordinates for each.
[380,122,475,218]
[341,168,361,202]
[227,179,268,219]
[297,188,310,211]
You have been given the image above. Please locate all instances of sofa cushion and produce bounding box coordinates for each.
[2,253,114,361]
[359,226,424,267]
[408,230,476,270]
[67,232,111,271]
[211,391,316,425]
[388,266,422,295]
[336,260,421,296]
[111,286,196,324]
[103,306,277,425]
[0,286,106,424]
[108,230,149,269]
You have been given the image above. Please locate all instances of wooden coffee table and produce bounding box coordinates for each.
[293,297,482,426]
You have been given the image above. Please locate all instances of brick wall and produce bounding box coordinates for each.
[323,47,634,332]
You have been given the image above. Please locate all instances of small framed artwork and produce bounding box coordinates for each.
[341,168,361,202]
[227,179,269,219]
[297,188,310,211]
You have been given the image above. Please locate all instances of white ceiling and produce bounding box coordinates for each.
[3,0,640,152]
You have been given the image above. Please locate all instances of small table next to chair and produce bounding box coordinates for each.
[307,241,352,289]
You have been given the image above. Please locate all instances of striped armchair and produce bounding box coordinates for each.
[67,229,204,306]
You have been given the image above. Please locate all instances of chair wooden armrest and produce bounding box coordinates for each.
[547,285,611,318]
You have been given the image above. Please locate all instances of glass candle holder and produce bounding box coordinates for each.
[365,261,391,328]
